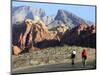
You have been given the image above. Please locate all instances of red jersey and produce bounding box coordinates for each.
[82,49,88,57]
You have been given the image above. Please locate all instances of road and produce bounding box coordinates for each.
[12,61,96,74]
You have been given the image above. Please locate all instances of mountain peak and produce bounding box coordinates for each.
[12,6,94,29]
[12,6,46,24]
[54,9,89,28]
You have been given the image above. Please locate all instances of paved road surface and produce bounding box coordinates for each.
[12,61,96,74]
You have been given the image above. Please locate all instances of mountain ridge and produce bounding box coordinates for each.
[12,6,94,29]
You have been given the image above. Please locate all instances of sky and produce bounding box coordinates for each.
[12,1,96,23]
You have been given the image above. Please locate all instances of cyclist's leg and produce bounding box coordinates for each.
[84,59,85,66]
[72,58,74,65]
[82,57,85,66]
[84,56,87,66]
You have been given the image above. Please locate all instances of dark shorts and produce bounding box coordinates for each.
[82,56,87,60]
[71,54,75,59]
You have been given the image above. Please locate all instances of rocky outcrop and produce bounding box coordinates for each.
[12,19,96,55]
[56,24,69,33]
[90,25,96,33]
[12,16,71,55]
[12,45,22,55]
[63,22,96,48]
[12,17,49,55]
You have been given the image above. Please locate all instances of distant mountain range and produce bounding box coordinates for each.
[12,6,45,24]
[12,6,94,29]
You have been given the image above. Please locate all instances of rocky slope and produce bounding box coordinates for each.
[63,22,96,48]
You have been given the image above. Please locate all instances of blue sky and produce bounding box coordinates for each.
[12,1,96,23]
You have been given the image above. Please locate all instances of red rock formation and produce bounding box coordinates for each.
[77,22,88,35]
[13,18,96,55]
[90,25,96,33]
[12,45,22,55]
[78,22,88,30]
[21,19,33,49]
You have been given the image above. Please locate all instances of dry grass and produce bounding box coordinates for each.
[12,45,96,70]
